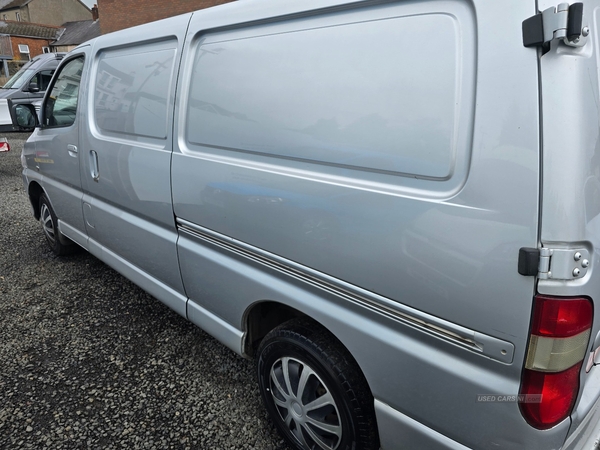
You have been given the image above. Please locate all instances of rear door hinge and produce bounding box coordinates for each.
[519,247,590,280]
[523,2,588,48]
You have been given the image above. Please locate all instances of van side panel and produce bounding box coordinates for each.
[171,0,553,448]
[79,15,193,315]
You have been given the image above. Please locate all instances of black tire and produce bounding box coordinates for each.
[257,319,379,450]
[39,193,75,256]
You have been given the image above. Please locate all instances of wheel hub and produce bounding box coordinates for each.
[291,401,303,417]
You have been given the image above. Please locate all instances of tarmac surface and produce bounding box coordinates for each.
[0,133,289,449]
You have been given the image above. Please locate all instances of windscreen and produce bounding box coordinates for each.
[3,68,35,89]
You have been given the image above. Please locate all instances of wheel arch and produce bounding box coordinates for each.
[242,300,372,385]
[243,300,308,358]
[28,181,44,220]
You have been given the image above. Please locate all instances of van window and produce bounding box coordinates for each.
[44,57,84,128]
[30,69,54,92]
[187,14,460,179]
[93,42,176,139]
[3,68,36,89]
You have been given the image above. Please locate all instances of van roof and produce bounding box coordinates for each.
[24,52,65,69]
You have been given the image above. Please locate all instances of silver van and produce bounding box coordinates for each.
[10,1,600,449]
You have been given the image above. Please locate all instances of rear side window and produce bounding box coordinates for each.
[187,13,462,179]
[93,41,177,140]
[44,57,84,128]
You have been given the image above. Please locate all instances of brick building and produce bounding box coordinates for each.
[0,0,92,27]
[98,0,234,35]
[0,20,62,60]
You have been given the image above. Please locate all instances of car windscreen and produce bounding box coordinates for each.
[3,68,36,89]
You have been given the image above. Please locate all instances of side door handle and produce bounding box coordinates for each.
[67,144,78,157]
[89,150,99,182]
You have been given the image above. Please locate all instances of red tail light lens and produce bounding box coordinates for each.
[531,296,593,337]
[519,363,582,428]
[520,295,593,429]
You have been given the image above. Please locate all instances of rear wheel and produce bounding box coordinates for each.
[257,319,379,450]
[39,193,75,256]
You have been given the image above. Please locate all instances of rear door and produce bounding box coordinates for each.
[537,0,600,442]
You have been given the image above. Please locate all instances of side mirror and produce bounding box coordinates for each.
[11,103,38,131]
[28,81,40,93]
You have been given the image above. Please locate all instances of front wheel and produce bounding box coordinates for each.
[39,193,75,256]
[257,319,379,450]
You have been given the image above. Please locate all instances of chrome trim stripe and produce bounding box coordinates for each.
[176,218,514,363]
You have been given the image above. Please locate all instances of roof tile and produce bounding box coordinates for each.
[0,19,63,39]
[53,19,99,46]
[0,0,32,10]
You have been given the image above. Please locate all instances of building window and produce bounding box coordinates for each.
[2,15,6,20]
[42,47,50,53]
[18,44,29,60]
[15,12,20,21]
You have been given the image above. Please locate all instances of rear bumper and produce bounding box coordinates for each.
[375,394,600,450]
[375,400,471,450]
[563,390,600,450]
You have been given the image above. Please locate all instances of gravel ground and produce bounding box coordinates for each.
[0,133,289,449]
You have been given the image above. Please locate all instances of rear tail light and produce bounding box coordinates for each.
[519,295,593,429]
[0,139,9,152]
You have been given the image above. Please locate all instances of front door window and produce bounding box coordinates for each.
[44,57,84,128]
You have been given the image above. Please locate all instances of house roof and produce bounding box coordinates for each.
[52,19,99,46]
[0,0,91,13]
[0,20,63,39]
[0,0,32,10]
